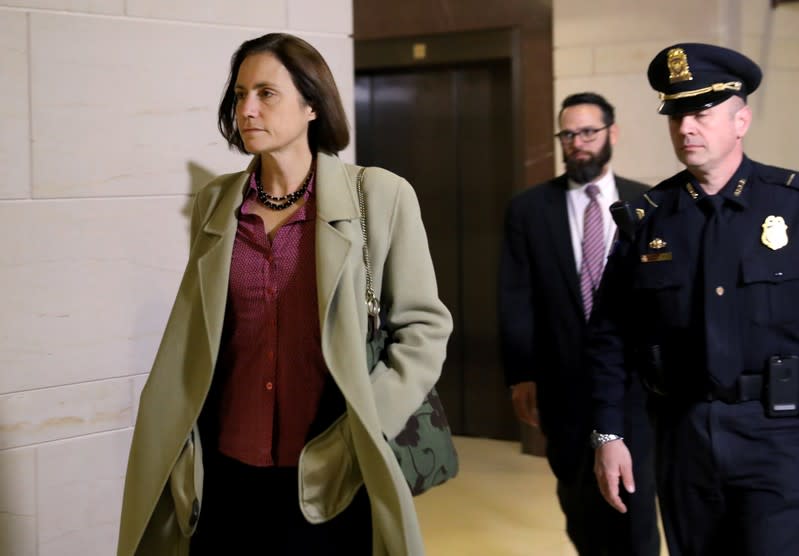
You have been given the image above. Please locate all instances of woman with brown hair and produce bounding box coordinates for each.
[117,33,452,555]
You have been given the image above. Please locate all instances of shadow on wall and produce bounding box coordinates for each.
[119,158,223,556]
[127,159,219,421]
[129,158,219,406]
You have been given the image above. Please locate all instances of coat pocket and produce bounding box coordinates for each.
[298,414,363,524]
[168,424,203,537]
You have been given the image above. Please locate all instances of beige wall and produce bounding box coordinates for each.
[554,0,799,186]
[0,2,352,555]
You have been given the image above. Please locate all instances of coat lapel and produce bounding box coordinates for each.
[314,153,360,334]
[616,177,641,202]
[197,162,253,355]
[192,152,363,380]
[545,177,581,308]
[313,154,385,432]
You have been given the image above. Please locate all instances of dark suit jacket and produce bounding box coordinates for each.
[499,174,648,481]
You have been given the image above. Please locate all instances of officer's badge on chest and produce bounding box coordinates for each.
[761,215,789,251]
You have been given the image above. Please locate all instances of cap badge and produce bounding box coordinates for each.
[649,238,667,250]
[761,215,788,251]
[667,48,693,84]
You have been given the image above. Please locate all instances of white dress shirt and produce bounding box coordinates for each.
[566,168,619,274]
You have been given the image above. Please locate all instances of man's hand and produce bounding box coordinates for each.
[510,381,539,427]
[594,439,635,513]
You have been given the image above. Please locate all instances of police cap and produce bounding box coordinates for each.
[647,43,762,115]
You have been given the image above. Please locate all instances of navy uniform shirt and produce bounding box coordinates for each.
[589,156,799,434]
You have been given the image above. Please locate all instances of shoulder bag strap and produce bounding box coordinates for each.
[356,167,381,338]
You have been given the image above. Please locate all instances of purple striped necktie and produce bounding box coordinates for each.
[580,184,604,320]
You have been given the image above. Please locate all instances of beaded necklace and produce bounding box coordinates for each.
[255,161,315,211]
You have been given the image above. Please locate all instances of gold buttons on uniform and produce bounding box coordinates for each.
[715,286,724,296]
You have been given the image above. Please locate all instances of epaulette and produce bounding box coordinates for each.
[627,173,683,224]
[636,190,661,223]
[755,162,799,189]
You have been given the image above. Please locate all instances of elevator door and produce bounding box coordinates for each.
[355,63,517,439]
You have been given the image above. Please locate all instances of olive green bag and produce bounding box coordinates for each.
[356,167,459,496]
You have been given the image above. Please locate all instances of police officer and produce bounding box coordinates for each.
[588,43,799,555]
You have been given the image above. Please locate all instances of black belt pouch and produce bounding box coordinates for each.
[766,355,799,417]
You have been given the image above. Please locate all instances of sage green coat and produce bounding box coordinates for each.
[116,152,453,556]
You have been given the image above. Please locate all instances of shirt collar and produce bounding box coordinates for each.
[676,155,752,212]
[567,165,616,197]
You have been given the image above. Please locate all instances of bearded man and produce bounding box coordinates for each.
[499,92,661,555]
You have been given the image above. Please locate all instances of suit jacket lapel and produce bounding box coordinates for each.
[553,175,646,311]
[616,176,640,201]
[545,177,581,308]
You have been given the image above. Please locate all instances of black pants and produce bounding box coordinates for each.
[655,400,799,556]
[556,425,660,556]
[190,451,372,556]
[557,376,660,556]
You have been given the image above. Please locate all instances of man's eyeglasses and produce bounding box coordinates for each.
[554,125,610,143]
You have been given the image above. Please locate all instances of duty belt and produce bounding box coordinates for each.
[705,374,763,404]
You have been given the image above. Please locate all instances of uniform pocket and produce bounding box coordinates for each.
[741,251,799,325]
[633,262,688,327]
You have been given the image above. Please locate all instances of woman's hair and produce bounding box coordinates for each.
[218,33,350,155]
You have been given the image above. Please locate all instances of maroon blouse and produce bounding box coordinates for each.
[216,171,330,467]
